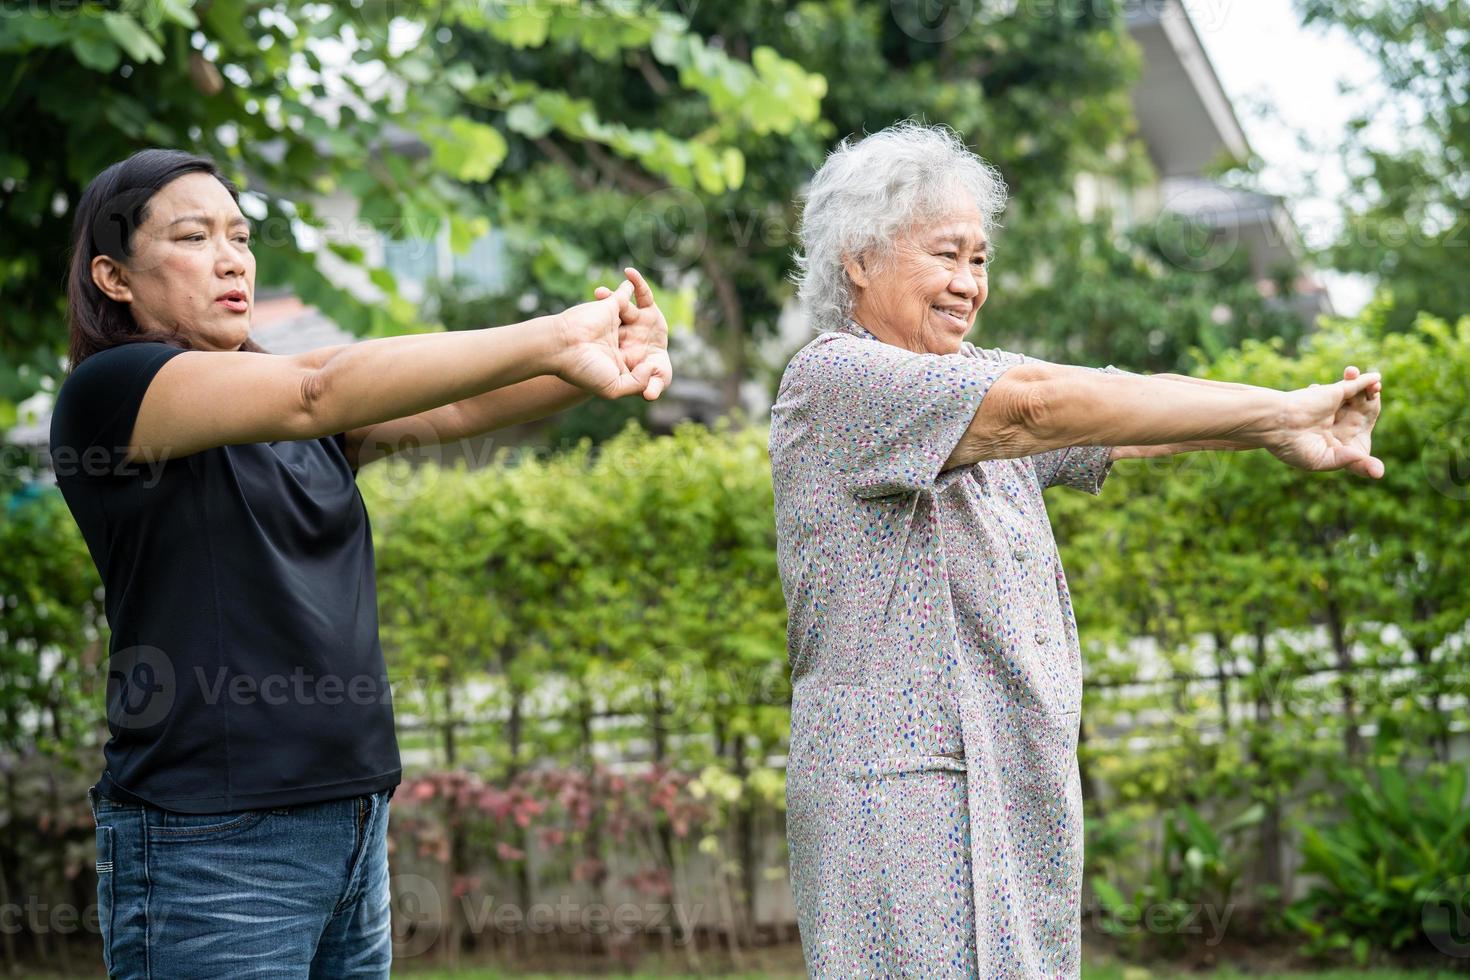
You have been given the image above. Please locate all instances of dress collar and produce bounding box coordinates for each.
[843,317,975,358]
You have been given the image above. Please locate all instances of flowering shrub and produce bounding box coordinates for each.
[389,762,723,925]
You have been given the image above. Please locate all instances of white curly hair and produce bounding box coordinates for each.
[789,119,1009,334]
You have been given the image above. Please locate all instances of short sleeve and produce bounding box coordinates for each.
[777,333,1021,499]
[48,342,187,481]
[1025,362,1122,495]
[329,430,360,476]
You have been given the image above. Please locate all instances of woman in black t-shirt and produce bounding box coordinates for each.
[53,148,673,978]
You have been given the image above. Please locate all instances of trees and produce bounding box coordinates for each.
[0,0,821,444]
[990,211,1309,375]
[1296,0,1470,333]
[3,0,1327,452]
[445,0,1327,408]
[454,0,1143,407]
[4,0,426,430]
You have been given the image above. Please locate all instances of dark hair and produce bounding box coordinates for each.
[65,148,267,370]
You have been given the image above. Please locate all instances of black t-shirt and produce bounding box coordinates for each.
[49,341,401,813]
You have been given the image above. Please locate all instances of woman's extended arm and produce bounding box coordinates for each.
[438,377,589,436]
[1106,373,1258,459]
[127,280,649,465]
[335,376,591,470]
[946,361,1383,478]
[336,268,672,469]
[1104,367,1381,462]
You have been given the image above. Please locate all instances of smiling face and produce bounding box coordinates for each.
[844,188,990,355]
[90,171,255,351]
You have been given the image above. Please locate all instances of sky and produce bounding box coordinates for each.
[1187,0,1393,315]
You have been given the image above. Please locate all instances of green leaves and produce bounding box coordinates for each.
[1300,2,1470,334]
[200,0,253,50]
[50,8,174,72]
[463,0,826,140]
[476,1,553,48]
[419,116,508,183]
[448,212,490,254]
[654,33,826,136]
[102,12,165,65]
[360,422,787,776]
[0,491,108,753]
[69,32,121,74]
[1287,761,1470,959]
[481,79,751,193]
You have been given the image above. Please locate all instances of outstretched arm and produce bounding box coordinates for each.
[342,268,673,469]
[945,360,1383,478]
[1106,366,1382,462]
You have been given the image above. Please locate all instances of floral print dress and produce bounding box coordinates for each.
[770,318,1118,978]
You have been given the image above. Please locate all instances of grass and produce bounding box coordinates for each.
[23,943,1460,978]
[394,973,1457,979]
[396,974,795,980]
[21,963,1460,978]
[393,963,1463,979]
[1084,967,1464,980]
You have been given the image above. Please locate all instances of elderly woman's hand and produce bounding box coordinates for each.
[594,266,672,401]
[1265,366,1384,478]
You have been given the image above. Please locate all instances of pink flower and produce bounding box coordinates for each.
[572,857,605,883]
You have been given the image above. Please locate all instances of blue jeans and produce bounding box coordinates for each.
[88,783,395,979]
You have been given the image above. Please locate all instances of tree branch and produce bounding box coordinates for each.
[533,136,597,192]
[581,141,664,197]
[636,52,671,95]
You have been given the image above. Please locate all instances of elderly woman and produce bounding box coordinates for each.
[770,121,1382,979]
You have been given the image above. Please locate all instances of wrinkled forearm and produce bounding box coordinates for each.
[1021,363,1284,454]
[947,359,1286,470]
[1102,371,1261,459]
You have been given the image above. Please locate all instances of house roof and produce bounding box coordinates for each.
[248,292,361,355]
[1126,0,1252,177]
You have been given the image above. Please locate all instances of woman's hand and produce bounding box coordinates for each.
[594,266,673,401]
[1265,366,1384,478]
[552,279,658,399]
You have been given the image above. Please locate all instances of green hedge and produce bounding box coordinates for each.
[2,304,1466,964]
